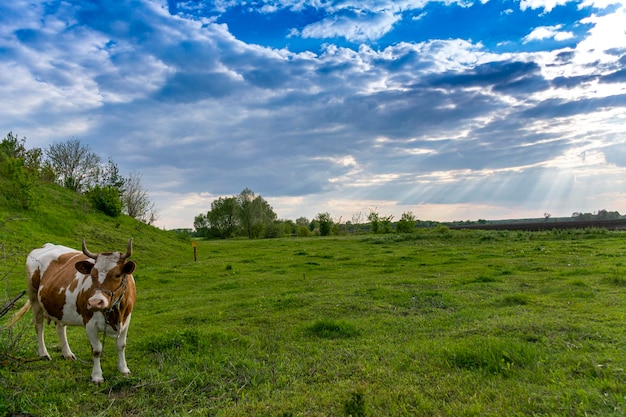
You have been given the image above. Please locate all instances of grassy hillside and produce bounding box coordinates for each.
[3,184,626,416]
[0,181,190,276]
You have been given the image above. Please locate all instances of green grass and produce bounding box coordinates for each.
[3,185,626,415]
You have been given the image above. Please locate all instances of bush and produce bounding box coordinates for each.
[0,158,38,209]
[87,185,122,217]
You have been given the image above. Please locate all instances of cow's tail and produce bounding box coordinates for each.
[4,300,31,330]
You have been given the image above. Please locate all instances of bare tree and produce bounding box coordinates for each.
[351,211,364,226]
[46,139,101,192]
[122,171,157,224]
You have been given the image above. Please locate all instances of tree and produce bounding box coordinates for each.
[99,158,126,191]
[0,132,42,209]
[296,217,310,227]
[316,212,334,236]
[295,217,310,237]
[282,219,296,236]
[396,211,416,233]
[368,209,380,234]
[237,188,256,238]
[351,211,364,226]
[122,171,157,224]
[207,196,239,238]
[46,139,101,192]
[236,188,277,239]
[194,214,210,238]
[380,214,394,233]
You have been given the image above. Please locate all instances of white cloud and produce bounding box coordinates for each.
[299,10,402,42]
[519,0,571,12]
[576,5,626,64]
[523,25,574,43]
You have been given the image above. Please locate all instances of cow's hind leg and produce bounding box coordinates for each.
[31,301,50,360]
[55,323,76,360]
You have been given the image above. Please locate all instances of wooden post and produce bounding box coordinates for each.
[192,241,197,262]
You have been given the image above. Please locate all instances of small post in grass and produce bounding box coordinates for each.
[192,241,197,262]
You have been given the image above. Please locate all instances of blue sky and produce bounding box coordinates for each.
[1,0,625,229]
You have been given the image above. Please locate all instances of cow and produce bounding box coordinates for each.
[14,238,136,384]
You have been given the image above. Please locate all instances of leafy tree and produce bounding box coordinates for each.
[237,188,256,238]
[207,196,239,238]
[315,212,334,236]
[295,218,311,236]
[368,209,380,234]
[380,214,394,233]
[296,217,309,227]
[0,132,27,164]
[46,138,101,192]
[0,157,36,209]
[282,219,297,236]
[99,158,126,190]
[263,220,282,238]
[0,132,42,209]
[193,214,210,238]
[396,211,416,233]
[237,188,277,239]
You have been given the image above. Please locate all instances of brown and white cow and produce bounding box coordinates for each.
[23,238,136,384]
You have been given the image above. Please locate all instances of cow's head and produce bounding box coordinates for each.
[75,238,136,312]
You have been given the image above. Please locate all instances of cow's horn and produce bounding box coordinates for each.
[82,238,97,259]
[121,238,133,260]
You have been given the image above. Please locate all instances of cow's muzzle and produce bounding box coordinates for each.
[87,291,109,311]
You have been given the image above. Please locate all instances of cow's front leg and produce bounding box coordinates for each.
[55,323,76,360]
[85,320,104,384]
[116,314,132,375]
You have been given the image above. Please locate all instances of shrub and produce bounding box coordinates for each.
[87,185,122,217]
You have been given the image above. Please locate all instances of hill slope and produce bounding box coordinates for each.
[1,181,190,300]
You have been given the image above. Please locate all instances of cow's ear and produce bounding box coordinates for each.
[123,261,136,275]
[75,261,94,274]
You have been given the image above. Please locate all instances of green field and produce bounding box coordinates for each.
[2,188,626,416]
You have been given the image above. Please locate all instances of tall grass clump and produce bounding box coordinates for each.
[443,335,541,375]
[307,319,359,339]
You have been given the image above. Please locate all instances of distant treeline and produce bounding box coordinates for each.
[447,210,626,231]
[175,197,625,238]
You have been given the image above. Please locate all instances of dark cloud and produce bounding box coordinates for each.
[601,68,626,83]
[521,94,626,119]
[554,50,575,64]
[551,74,598,89]
[154,72,244,102]
[431,61,549,95]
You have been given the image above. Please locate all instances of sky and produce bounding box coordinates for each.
[1,0,625,230]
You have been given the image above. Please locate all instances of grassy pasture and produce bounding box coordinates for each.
[3,227,626,416]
